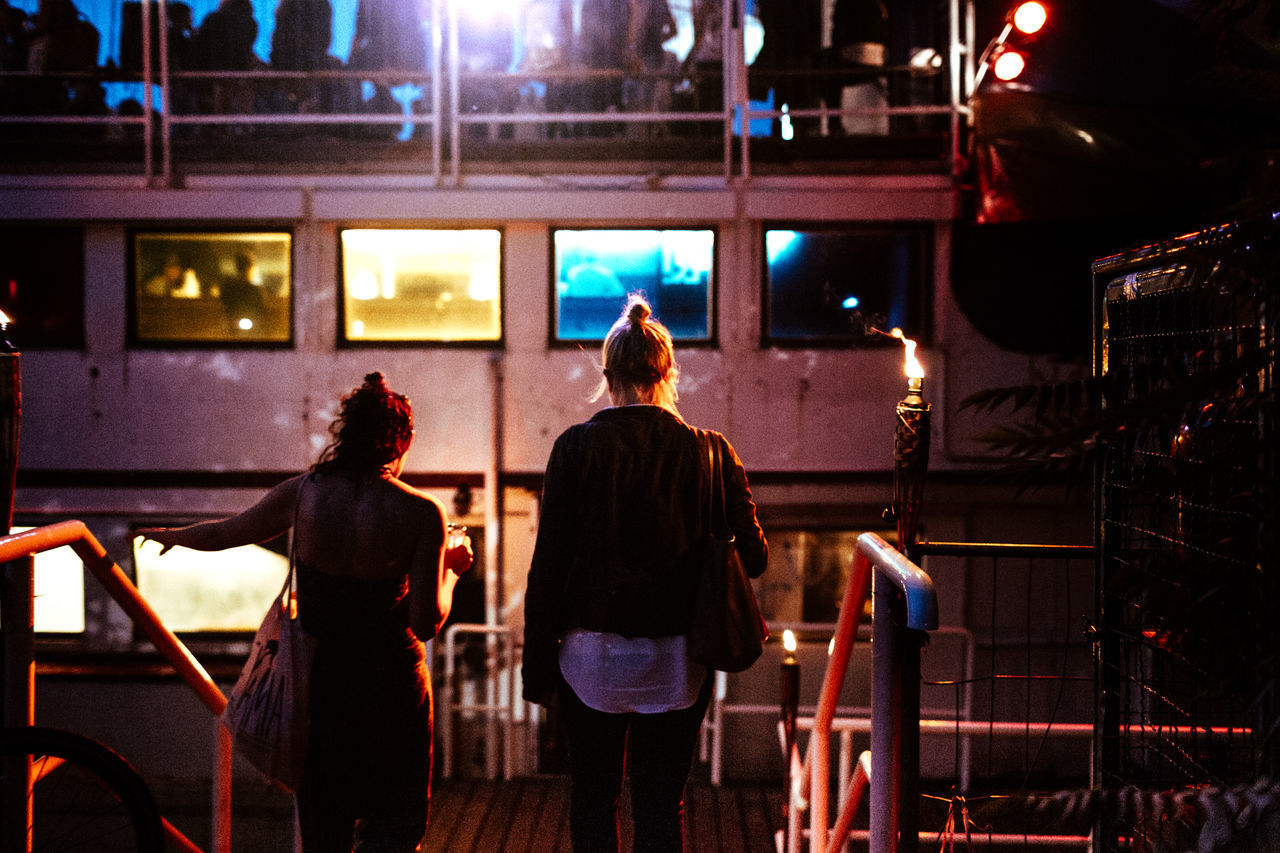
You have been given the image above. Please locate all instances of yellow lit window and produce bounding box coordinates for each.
[133,533,288,633]
[132,232,292,345]
[340,229,502,343]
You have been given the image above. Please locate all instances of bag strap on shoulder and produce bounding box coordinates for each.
[702,430,731,540]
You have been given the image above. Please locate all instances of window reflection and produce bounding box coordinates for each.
[764,225,931,345]
[553,228,714,341]
[340,228,502,343]
[133,532,288,633]
[132,232,293,345]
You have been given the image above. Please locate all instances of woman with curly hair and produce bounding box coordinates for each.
[140,372,471,852]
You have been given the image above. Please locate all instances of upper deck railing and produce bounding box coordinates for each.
[0,0,976,187]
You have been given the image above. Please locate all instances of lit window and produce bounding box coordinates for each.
[133,531,288,633]
[0,227,85,349]
[131,232,293,345]
[552,229,715,342]
[0,527,86,634]
[340,229,502,343]
[764,225,931,345]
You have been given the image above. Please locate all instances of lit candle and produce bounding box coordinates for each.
[780,629,799,752]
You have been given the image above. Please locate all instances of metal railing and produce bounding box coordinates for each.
[438,622,534,780]
[787,531,937,853]
[0,0,977,187]
[0,521,231,853]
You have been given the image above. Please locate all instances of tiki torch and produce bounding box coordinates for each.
[0,311,19,536]
[892,330,929,549]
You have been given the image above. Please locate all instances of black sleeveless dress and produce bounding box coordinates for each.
[295,561,431,852]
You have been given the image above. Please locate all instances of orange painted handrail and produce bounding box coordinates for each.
[790,532,937,853]
[0,521,226,715]
[0,521,234,853]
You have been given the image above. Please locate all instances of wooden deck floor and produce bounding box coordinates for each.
[421,777,786,853]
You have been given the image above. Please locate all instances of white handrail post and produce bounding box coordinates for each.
[441,626,457,777]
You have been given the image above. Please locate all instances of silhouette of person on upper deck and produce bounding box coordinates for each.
[192,0,262,129]
[0,0,31,113]
[24,0,103,119]
[544,0,630,138]
[347,0,426,137]
[270,0,347,119]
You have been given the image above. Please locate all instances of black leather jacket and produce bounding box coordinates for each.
[521,405,768,706]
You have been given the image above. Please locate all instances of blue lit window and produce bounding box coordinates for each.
[764,225,931,346]
[553,229,715,342]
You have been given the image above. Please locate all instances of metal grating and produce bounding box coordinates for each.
[1092,214,1278,847]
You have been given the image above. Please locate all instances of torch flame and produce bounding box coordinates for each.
[890,328,925,380]
[0,311,8,325]
[782,629,797,654]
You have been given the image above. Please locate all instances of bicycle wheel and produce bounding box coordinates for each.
[0,726,164,853]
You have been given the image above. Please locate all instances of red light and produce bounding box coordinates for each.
[1012,1,1047,35]
[992,50,1026,81]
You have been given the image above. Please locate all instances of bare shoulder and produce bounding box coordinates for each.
[386,477,447,523]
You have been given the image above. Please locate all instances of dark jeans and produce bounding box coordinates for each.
[557,672,714,853]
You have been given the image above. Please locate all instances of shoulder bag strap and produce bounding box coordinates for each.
[285,474,306,620]
[704,430,731,540]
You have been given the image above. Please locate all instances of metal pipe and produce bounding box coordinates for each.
[1,556,33,729]
[828,749,872,851]
[871,573,902,853]
[799,544,872,853]
[1,556,34,853]
[211,718,233,853]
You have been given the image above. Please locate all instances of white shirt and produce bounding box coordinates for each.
[559,629,707,713]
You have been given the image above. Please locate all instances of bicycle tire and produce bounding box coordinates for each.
[0,726,164,853]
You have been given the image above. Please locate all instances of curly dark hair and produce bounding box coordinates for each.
[313,372,414,475]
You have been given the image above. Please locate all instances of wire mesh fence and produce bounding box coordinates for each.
[1091,214,1279,851]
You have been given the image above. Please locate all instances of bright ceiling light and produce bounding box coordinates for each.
[1012,1,1047,35]
[993,50,1026,82]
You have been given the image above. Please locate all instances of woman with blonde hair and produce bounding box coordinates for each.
[141,372,471,852]
[523,295,768,852]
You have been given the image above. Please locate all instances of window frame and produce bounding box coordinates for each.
[760,221,934,349]
[547,226,720,348]
[127,228,296,349]
[336,225,506,348]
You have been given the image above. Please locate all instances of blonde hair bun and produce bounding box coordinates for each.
[626,295,652,325]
